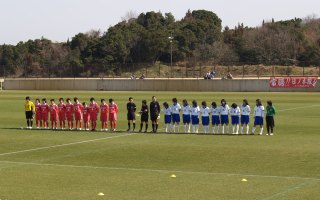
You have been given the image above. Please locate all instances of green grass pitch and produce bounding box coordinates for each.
[0,90,319,200]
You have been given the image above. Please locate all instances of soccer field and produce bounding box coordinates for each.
[0,91,319,200]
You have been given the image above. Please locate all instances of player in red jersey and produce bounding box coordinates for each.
[74,97,83,130]
[58,98,66,130]
[82,102,90,131]
[109,98,119,131]
[35,98,42,128]
[65,98,74,130]
[49,99,59,129]
[41,98,50,129]
[89,97,99,131]
[100,99,109,131]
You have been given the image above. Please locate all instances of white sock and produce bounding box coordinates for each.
[212,126,215,134]
[236,125,239,134]
[177,124,180,133]
[216,126,219,134]
[165,124,168,132]
[195,125,199,133]
[188,124,191,133]
[226,125,229,134]
[222,125,225,134]
[172,124,175,132]
[259,127,263,135]
[246,125,249,134]
[252,127,256,134]
[184,124,187,133]
[240,127,243,134]
[232,125,235,134]
[192,125,195,133]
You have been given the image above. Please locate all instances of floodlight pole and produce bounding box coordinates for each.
[168,34,174,78]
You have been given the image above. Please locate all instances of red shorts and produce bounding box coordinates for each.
[83,115,90,123]
[42,113,48,121]
[109,113,117,121]
[35,112,42,121]
[50,114,58,121]
[59,113,66,121]
[100,114,108,122]
[90,113,97,121]
[66,114,74,121]
[75,112,82,121]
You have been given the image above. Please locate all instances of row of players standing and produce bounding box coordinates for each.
[33,97,119,131]
[162,98,275,135]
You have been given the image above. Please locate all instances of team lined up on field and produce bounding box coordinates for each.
[157,98,276,135]
[33,97,119,131]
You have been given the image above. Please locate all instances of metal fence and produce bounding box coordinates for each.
[1,63,319,78]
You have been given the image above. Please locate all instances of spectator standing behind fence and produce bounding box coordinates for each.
[130,74,136,79]
[204,71,216,79]
[222,72,233,80]
[266,101,276,136]
[140,74,146,79]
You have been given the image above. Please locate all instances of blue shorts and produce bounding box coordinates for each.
[164,115,172,124]
[191,115,199,125]
[202,116,210,126]
[231,116,240,125]
[241,115,250,124]
[172,113,180,123]
[220,115,229,125]
[254,116,264,125]
[183,114,191,124]
[211,115,220,125]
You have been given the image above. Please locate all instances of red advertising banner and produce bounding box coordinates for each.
[269,77,318,88]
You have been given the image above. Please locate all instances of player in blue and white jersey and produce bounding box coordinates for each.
[171,98,181,133]
[252,99,264,135]
[219,99,230,134]
[200,101,210,134]
[162,102,172,133]
[230,103,241,135]
[182,99,191,133]
[190,100,200,134]
[240,99,251,134]
[210,102,220,134]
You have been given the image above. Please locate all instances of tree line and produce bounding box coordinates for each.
[0,10,319,77]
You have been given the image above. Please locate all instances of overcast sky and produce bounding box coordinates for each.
[0,0,319,45]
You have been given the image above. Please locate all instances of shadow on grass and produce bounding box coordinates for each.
[1,128,264,136]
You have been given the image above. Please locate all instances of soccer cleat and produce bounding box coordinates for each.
[270,133,274,136]
[105,129,108,131]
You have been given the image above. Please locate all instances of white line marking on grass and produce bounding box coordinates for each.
[0,160,319,182]
[277,105,320,112]
[0,133,136,157]
[262,180,318,200]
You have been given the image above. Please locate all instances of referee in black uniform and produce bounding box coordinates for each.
[150,96,160,133]
[127,97,136,132]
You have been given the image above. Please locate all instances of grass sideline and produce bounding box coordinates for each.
[0,91,319,200]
